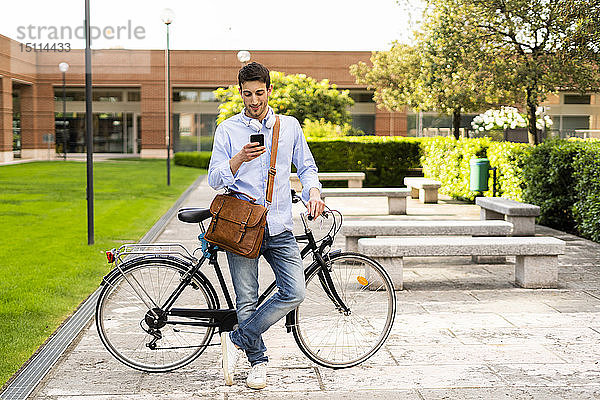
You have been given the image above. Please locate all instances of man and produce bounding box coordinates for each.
[207,62,325,389]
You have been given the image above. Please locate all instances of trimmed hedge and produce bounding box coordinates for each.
[306,136,423,187]
[174,137,600,244]
[572,141,600,241]
[521,139,587,233]
[420,137,492,201]
[173,151,212,169]
[485,141,529,201]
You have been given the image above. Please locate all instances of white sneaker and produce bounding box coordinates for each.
[221,331,242,386]
[246,362,267,389]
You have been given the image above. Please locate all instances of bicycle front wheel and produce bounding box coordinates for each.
[96,257,216,372]
[292,252,396,368]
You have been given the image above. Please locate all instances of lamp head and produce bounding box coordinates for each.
[161,8,175,24]
[237,51,251,63]
[58,62,69,73]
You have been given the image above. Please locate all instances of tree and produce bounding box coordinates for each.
[214,71,354,126]
[450,0,600,144]
[351,1,516,139]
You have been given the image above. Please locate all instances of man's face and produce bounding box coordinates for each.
[239,80,272,121]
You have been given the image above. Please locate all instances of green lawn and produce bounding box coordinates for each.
[0,160,204,387]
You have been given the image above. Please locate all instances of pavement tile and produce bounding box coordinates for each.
[489,363,600,387]
[388,343,565,365]
[226,390,422,399]
[450,326,600,345]
[500,312,600,327]
[318,364,504,390]
[419,386,600,399]
[542,343,600,364]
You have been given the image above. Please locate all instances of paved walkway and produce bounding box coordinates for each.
[30,178,600,399]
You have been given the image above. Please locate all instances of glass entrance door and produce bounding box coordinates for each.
[55,112,139,154]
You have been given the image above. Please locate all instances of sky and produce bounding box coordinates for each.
[0,0,425,51]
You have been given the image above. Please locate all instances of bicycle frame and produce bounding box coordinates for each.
[164,212,350,334]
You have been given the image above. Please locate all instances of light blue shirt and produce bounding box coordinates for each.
[207,107,322,236]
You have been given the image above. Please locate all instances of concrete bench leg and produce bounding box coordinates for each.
[348,179,363,188]
[420,188,438,204]
[368,256,403,291]
[409,186,419,199]
[515,255,559,288]
[481,208,504,220]
[388,197,407,215]
[345,235,375,252]
[507,215,536,236]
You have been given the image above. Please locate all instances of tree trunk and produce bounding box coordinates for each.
[452,109,461,140]
[526,87,539,145]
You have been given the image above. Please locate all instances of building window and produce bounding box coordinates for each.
[54,88,138,102]
[562,116,590,133]
[351,115,375,134]
[173,113,217,152]
[173,89,218,103]
[348,90,374,103]
[93,90,122,102]
[54,90,85,102]
[563,94,591,104]
[127,91,141,102]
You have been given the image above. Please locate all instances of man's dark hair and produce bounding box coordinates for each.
[238,62,270,88]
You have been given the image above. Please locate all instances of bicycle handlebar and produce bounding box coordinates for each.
[291,189,327,220]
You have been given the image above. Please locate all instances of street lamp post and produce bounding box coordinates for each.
[161,8,175,186]
[58,62,69,160]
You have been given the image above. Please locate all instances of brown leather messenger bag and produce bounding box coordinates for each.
[204,115,280,259]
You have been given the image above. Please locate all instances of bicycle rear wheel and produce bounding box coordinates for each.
[292,252,396,368]
[96,256,216,372]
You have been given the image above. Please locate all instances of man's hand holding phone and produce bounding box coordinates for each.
[229,134,266,174]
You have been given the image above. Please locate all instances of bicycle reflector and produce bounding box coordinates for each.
[357,276,369,286]
[106,250,115,264]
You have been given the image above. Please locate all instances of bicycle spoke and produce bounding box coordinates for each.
[96,259,215,372]
[293,254,395,368]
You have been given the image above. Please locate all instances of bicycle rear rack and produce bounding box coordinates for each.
[113,243,198,265]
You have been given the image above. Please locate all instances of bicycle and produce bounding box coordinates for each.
[95,190,396,372]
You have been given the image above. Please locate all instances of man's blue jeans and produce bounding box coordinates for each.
[226,229,305,366]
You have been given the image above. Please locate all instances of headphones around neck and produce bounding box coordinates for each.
[245,110,276,131]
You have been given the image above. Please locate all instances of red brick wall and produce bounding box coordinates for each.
[1,37,409,157]
[0,77,12,152]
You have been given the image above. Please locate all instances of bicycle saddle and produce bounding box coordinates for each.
[177,207,212,223]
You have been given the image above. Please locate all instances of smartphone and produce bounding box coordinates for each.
[250,133,264,147]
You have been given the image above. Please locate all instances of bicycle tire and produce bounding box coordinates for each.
[96,256,217,372]
[292,252,396,368]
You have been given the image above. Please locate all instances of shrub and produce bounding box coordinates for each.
[573,141,600,242]
[175,136,214,153]
[485,141,530,201]
[215,71,354,125]
[521,139,587,233]
[420,137,492,201]
[303,119,362,138]
[174,151,212,169]
[306,136,423,187]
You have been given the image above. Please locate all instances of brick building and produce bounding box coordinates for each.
[1,33,598,163]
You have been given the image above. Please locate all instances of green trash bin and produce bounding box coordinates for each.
[470,158,490,191]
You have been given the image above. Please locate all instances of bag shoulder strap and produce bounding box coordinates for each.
[265,115,280,205]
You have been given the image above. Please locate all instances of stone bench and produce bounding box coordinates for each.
[476,197,540,236]
[320,188,411,215]
[358,236,565,290]
[342,220,513,252]
[403,177,442,203]
[290,172,365,191]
